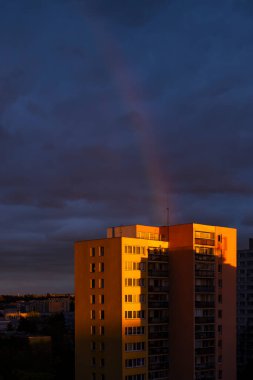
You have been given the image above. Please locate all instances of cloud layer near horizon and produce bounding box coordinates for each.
[0,0,253,292]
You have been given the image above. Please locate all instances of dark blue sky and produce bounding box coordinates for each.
[1,0,253,293]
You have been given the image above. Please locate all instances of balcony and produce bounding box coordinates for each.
[195,270,215,278]
[195,317,215,324]
[195,238,215,246]
[195,301,215,308]
[149,362,169,371]
[149,347,169,355]
[148,301,169,309]
[195,286,215,293]
[149,317,168,324]
[195,332,215,339]
[148,332,169,340]
[195,363,215,371]
[195,347,215,355]
[148,270,168,277]
[149,286,169,293]
[195,254,215,262]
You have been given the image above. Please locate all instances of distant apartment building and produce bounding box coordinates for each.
[75,223,236,380]
[237,238,253,375]
[17,297,70,315]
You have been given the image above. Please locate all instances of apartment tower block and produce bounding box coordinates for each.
[75,223,236,380]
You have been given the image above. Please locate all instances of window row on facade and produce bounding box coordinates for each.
[90,325,105,335]
[91,373,105,380]
[90,247,104,257]
[124,294,145,303]
[125,358,145,368]
[90,294,104,304]
[124,246,146,255]
[90,263,104,272]
[91,357,105,367]
[90,310,104,320]
[90,341,105,351]
[124,261,146,271]
[125,342,145,351]
[90,279,104,288]
[125,326,145,335]
[124,278,145,287]
[125,310,145,319]
[125,375,145,380]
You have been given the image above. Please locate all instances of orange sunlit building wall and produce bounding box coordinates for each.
[166,223,236,380]
[75,223,236,380]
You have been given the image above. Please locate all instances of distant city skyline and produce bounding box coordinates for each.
[1,0,253,293]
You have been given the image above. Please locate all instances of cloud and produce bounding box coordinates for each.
[0,0,252,292]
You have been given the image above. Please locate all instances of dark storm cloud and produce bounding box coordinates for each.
[82,0,168,27]
[0,0,253,292]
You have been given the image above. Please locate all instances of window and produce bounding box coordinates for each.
[90,310,96,320]
[90,341,96,351]
[99,279,104,288]
[90,248,95,257]
[125,375,145,380]
[90,263,95,273]
[91,326,96,335]
[218,264,222,273]
[125,310,145,319]
[92,373,96,380]
[218,310,222,319]
[99,326,105,336]
[90,295,95,304]
[125,358,145,368]
[90,279,95,289]
[99,246,104,256]
[99,294,104,304]
[100,342,105,351]
[125,342,145,351]
[218,295,222,304]
[125,311,132,319]
[99,262,104,272]
[218,279,222,288]
[140,262,145,271]
[99,310,105,320]
[125,326,145,335]
[100,358,105,368]
[91,357,96,367]
[101,375,105,380]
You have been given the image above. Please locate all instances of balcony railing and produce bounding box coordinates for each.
[195,363,215,370]
[195,317,215,324]
[149,347,169,355]
[149,362,169,371]
[148,317,168,324]
[195,332,215,339]
[149,286,169,293]
[195,286,215,293]
[195,270,215,278]
[195,301,215,308]
[148,270,168,277]
[195,347,215,355]
[148,301,169,309]
[148,332,169,339]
